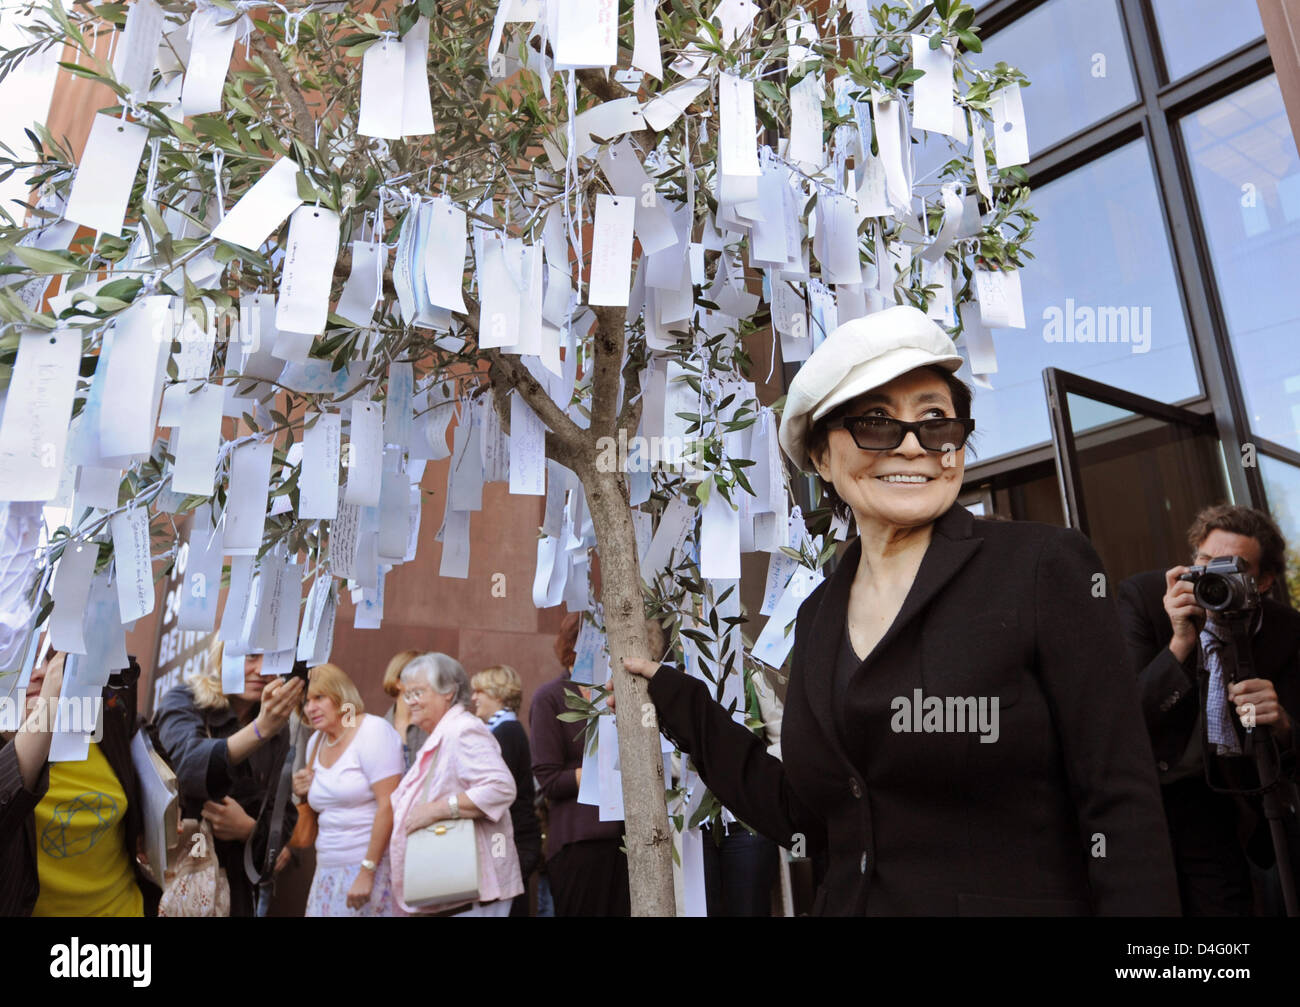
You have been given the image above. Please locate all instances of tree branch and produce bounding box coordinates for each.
[248,26,315,142]
[589,304,626,437]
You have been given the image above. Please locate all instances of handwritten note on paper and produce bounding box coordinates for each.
[922,257,956,328]
[587,195,636,307]
[180,7,239,116]
[788,73,825,171]
[553,0,618,69]
[223,441,274,554]
[973,268,1012,328]
[64,115,149,235]
[343,399,383,507]
[509,392,547,496]
[0,330,78,501]
[211,158,304,251]
[298,411,341,520]
[640,495,695,581]
[719,73,762,178]
[476,234,522,349]
[276,207,340,337]
[110,507,154,624]
[170,382,224,496]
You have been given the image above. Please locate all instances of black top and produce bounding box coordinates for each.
[154,684,296,917]
[649,503,1180,916]
[490,718,542,878]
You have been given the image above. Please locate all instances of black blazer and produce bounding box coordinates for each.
[649,503,1179,915]
[1117,568,1300,782]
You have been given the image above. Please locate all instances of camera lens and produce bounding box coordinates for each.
[1196,574,1231,610]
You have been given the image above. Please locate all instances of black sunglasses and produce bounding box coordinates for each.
[834,415,975,452]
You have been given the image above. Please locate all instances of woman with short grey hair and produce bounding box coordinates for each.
[387,653,522,916]
[400,653,472,709]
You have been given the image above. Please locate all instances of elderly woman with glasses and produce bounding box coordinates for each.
[388,653,523,917]
[624,305,1180,916]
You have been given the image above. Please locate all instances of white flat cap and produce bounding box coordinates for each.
[777,304,963,472]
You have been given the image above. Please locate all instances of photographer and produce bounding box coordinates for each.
[1117,504,1300,915]
[155,641,302,916]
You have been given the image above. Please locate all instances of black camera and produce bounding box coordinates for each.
[1178,555,1260,615]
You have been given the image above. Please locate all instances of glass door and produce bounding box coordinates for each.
[1043,368,1232,585]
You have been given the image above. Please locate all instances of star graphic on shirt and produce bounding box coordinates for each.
[40,791,119,858]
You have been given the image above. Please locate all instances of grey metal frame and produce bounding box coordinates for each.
[960,0,1283,513]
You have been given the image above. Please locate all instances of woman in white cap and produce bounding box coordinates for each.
[624,304,1179,916]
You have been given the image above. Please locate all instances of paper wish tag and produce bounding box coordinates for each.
[973,267,1013,328]
[553,0,618,69]
[110,506,154,624]
[211,157,304,251]
[343,399,384,507]
[64,115,149,235]
[400,17,436,136]
[587,195,636,306]
[423,199,469,313]
[960,301,998,374]
[177,507,223,632]
[169,381,225,496]
[180,6,240,116]
[787,73,824,171]
[752,566,822,669]
[223,441,274,553]
[300,411,341,520]
[358,36,407,139]
[335,240,384,325]
[910,35,955,136]
[0,329,79,502]
[275,206,340,337]
[632,0,662,79]
[991,85,1029,169]
[113,0,164,96]
[718,72,761,178]
[50,541,98,654]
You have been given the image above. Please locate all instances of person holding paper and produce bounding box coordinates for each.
[155,642,302,917]
[0,649,161,916]
[470,664,542,916]
[530,613,631,917]
[381,649,430,771]
[388,653,523,917]
[625,304,1180,916]
[294,664,404,916]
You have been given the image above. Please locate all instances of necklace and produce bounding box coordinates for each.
[323,731,346,747]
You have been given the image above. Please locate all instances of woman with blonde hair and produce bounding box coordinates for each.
[155,639,303,917]
[471,665,542,915]
[293,663,404,916]
[382,649,428,770]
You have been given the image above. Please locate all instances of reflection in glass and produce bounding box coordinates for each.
[961,140,1199,462]
[1181,76,1300,454]
[1261,454,1300,606]
[1066,392,1134,433]
[975,0,1136,155]
[1151,0,1264,82]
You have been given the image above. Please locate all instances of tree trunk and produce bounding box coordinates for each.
[582,463,677,916]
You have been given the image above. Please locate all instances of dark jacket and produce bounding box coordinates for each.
[1117,568,1300,782]
[530,675,623,856]
[648,504,1180,916]
[491,717,543,878]
[1117,568,1300,879]
[0,660,161,916]
[154,683,295,917]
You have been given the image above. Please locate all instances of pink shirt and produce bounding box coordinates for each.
[388,704,523,915]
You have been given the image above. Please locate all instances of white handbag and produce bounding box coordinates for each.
[403,750,481,909]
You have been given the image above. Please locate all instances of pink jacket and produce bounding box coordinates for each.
[388,704,523,915]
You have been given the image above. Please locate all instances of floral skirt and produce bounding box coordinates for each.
[305,856,394,917]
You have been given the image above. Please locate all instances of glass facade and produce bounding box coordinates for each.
[974,0,1137,154]
[1180,75,1300,455]
[963,140,1199,461]
[1150,0,1265,81]
[1260,453,1300,605]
